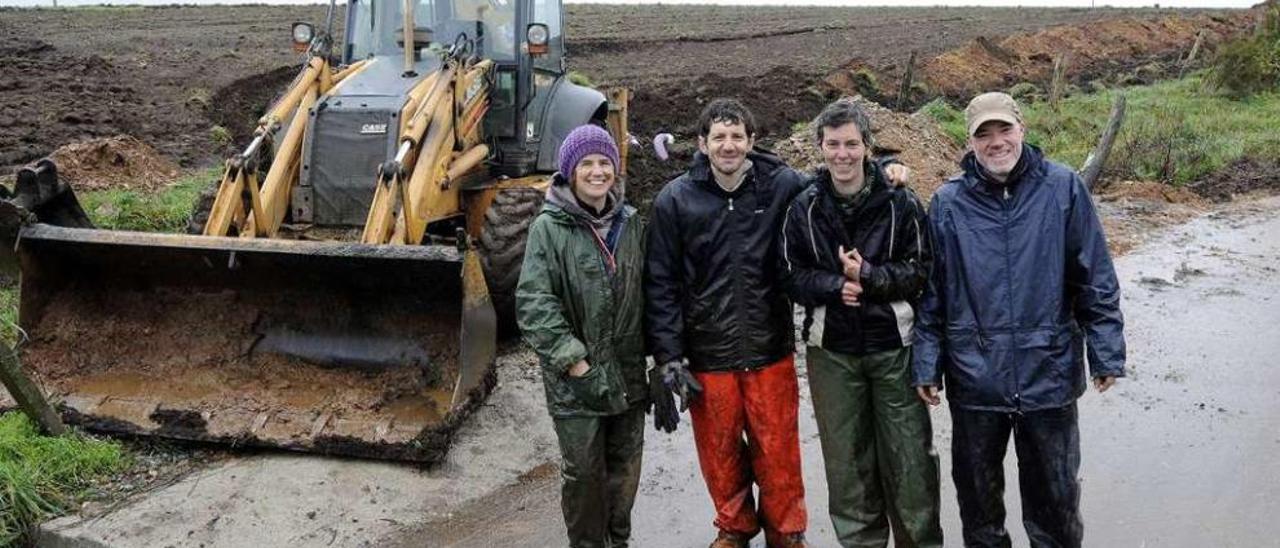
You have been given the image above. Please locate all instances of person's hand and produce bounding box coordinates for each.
[648,365,679,433]
[1093,376,1117,393]
[841,281,862,307]
[568,360,590,377]
[660,360,703,411]
[884,163,912,188]
[916,385,941,406]
[838,245,863,281]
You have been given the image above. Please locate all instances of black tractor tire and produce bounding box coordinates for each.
[478,186,545,337]
[185,180,220,235]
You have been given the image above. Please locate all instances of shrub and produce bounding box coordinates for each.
[1109,102,1209,184]
[209,125,233,147]
[567,71,594,88]
[1207,4,1280,97]
[917,98,968,146]
[1008,82,1042,102]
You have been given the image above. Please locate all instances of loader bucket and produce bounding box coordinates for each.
[14,224,496,462]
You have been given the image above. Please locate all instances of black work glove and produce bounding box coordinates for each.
[659,360,703,412]
[648,364,679,433]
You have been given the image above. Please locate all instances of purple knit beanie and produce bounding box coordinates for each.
[557,124,620,181]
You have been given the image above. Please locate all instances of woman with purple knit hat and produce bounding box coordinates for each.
[516,124,658,548]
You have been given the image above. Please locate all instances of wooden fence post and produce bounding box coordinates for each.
[606,88,630,174]
[1179,30,1206,78]
[1050,53,1071,111]
[897,51,917,110]
[0,343,66,435]
[1079,94,1128,191]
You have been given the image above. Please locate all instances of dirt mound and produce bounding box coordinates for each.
[1097,180,1210,255]
[1186,158,1280,202]
[1099,179,1206,205]
[208,65,299,148]
[0,36,144,170]
[48,135,180,191]
[773,96,964,203]
[917,13,1252,101]
[624,65,832,210]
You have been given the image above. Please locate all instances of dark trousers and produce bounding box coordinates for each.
[807,346,942,548]
[553,405,646,548]
[950,403,1082,548]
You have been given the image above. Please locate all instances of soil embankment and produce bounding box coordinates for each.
[0,5,1252,189]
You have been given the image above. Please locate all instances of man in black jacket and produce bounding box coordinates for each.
[645,99,909,548]
[779,100,942,548]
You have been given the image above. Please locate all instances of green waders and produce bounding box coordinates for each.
[552,404,646,548]
[806,346,943,548]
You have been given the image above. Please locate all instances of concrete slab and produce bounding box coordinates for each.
[38,198,1280,547]
[37,347,560,548]
[377,198,1280,547]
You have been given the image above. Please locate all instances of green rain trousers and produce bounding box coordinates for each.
[806,345,943,548]
[552,405,646,548]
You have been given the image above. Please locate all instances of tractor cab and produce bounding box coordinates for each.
[326,0,593,181]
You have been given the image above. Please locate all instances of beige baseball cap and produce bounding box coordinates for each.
[964,92,1023,137]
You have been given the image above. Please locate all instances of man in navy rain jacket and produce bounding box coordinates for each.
[911,92,1125,548]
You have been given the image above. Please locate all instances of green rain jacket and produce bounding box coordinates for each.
[516,202,649,418]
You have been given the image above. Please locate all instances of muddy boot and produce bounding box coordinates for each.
[772,533,808,548]
[708,530,751,548]
[764,531,808,548]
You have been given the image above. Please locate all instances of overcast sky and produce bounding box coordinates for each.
[0,0,1261,7]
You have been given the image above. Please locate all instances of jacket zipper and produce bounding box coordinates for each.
[732,192,747,366]
[1001,184,1019,409]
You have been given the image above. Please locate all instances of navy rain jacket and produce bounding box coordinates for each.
[912,144,1126,412]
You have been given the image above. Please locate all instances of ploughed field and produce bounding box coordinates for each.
[566,4,1219,85]
[0,4,1239,177]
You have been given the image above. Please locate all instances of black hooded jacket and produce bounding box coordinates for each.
[779,163,932,356]
[644,148,807,371]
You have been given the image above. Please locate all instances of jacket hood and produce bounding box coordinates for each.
[545,171,626,228]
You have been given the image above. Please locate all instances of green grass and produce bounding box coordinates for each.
[0,170,210,542]
[0,287,17,348]
[918,98,968,146]
[920,74,1280,184]
[78,168,214,232]
[0,412,128,545]
[0,170,212,344]
[567,71,595,88]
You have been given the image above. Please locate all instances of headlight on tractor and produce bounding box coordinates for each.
[292,22,315,52]
[527,23,549,56]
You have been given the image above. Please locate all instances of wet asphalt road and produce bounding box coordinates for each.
[403,198,1280,548]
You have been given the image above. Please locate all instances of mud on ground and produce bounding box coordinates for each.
[21,282,466,460]
[48,135,179,191]
[0,5,327,172]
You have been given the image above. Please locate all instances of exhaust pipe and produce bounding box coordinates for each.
[402,0,416,77]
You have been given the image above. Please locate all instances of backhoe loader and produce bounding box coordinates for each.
[3,0,628,461]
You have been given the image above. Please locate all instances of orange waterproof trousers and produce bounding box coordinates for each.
[689,354,807,545]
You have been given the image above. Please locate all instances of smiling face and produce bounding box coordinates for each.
[699,120,755,176]
[819,121,868,188]
[969,120,1025,180]
[572,153,616,209]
